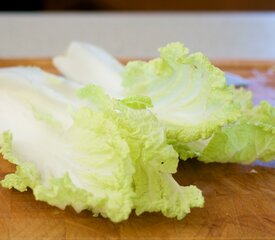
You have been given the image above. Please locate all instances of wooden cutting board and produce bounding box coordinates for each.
[0,59,275,240]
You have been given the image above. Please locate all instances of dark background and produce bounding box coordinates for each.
[1,0,275,11]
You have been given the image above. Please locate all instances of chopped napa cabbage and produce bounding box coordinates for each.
[55,42,240,143]
[199,100,275,164]
[78,85,204,218]
[0,68,134,222]
[122,42,240,143]
[54,42,274,164]
[178,89,275,164]
[0,67,203,222]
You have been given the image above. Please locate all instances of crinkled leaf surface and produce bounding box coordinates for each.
[78,85,204,219]
[199,100,275,164]
[179,89,275,164]
[0,68,204,221]
[0,68,134,222]
[123,42,240,143]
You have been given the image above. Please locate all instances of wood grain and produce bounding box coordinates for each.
[0,59,275,240]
